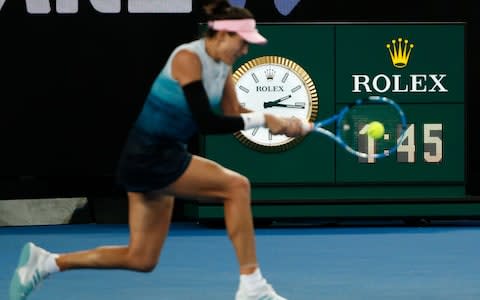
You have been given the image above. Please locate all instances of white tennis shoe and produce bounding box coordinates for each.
[235,280,288,300]
[9,242,51,300]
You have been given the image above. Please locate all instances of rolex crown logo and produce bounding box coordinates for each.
[386,37,414,69]
[265,67,276,80]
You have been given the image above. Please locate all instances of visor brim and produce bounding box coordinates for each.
[237,30,268,44]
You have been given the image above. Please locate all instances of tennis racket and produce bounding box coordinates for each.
[309,96,407,159]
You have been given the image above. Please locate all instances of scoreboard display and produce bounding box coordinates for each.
[335,25,464,184]
[189,23,473,220]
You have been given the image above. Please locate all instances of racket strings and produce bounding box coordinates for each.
[339,103,404,156]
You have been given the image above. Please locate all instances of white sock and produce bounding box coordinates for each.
[42,253,60,274]
[240,268,266,292]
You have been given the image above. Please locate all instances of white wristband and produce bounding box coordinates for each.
[240,112,266,130]
[301,119,314,133]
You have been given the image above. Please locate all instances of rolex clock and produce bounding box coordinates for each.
[232,56,318,152]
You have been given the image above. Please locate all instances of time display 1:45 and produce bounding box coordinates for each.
[358,123,443,164]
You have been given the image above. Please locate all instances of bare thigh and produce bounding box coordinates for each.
[127,191,174,267]
[163,154,249,201]
[126,155,247,265]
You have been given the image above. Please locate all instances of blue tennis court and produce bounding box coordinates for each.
[2,222,480,299]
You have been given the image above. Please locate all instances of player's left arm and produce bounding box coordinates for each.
[221,73,251,115]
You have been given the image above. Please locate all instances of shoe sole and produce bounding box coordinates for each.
[9,243,34,300]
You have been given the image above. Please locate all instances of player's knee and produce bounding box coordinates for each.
[127,253,159,272]
[226,173,250,196]
[133,258,158,273]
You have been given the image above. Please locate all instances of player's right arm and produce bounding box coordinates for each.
[171,50,306,137]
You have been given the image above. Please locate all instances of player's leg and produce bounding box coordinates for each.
[9,192,174,300]
[55,192,174,271]
[164,155,287,300]
[165,154,256,272]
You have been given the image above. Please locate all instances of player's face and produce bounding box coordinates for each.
[219,33,249,65]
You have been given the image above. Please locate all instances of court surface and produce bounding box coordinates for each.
[1,221,480,300]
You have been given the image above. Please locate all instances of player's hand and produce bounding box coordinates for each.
[285,116,313,136]
[265,114,312,137]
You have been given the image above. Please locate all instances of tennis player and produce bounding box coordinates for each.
[9,1,310,299]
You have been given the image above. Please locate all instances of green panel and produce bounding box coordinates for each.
[205,134,332,183]
[336,103,464,182]
[189,203,480,219]
[336,24,464,103]
[196,23,467,221]
[204,24,335,183]
[251,203,480,218]
[250,185,465,201]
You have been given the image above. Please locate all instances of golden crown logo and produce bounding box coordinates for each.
[386,37,414,68]
[265,67,276,80]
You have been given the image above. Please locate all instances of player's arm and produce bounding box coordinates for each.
[172,50,306,136]
[172,50,259,134]
[221,74,251,115]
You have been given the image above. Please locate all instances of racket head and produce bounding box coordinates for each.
[334,96,407,159]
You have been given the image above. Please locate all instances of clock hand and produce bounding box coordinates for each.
[263,95,292,108]
[267,103,305,109]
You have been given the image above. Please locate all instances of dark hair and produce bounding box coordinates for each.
[202,0,255,38]
[203,0,254,20]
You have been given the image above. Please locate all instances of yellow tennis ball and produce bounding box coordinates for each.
[367,121,385,139]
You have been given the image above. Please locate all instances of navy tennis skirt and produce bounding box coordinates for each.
[116,129,192,192]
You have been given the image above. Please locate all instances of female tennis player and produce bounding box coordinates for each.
[9,1,310,300]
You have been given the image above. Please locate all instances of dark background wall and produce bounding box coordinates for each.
[0,1,198,198]
[0,0,477,201]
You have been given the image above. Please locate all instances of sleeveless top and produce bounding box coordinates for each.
[132,38,230,144]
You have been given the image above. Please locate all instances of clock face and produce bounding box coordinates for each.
[232,56,318,152]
